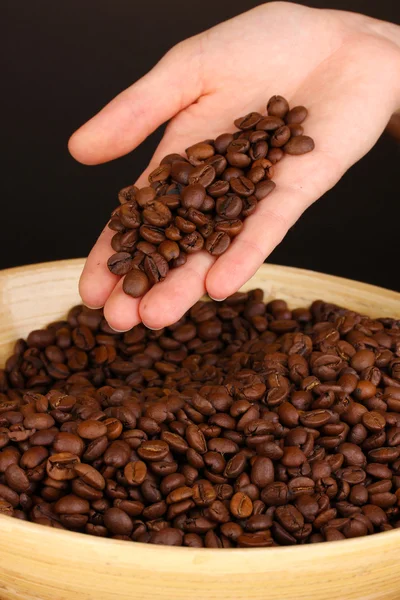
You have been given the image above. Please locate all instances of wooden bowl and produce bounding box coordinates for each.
[0,258,399,600]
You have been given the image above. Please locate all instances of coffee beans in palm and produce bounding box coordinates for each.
[107,96,315,297]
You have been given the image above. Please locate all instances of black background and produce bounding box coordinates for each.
[2,0,400,290]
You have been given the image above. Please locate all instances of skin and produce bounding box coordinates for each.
[68,1,400,332]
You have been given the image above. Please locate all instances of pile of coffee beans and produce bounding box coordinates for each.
[107,96,315,297]
[1,291,400,548]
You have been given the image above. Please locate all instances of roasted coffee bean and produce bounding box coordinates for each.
[107,252,133,276]
[234,112,262,130]
[254,180,276,200]
[5,464,30,492]
[144,253,169,284]
[103,507,133,536]
[285,106,308,125]
[230,492,253,518]
[123,269,151,298]
[77,420,107,440]
[230,176,255,197]
[136,186,157,208]
[46,453,80,481]
[216,195,242,219]
[188,165,216,187]
[283,136,315,155]
[137,440,169,462]
[267,96,289,118]
[257,116,285,131]
[214,219,243,238]
[179,231,204,254]
[205,232,231,256]
[181,184,206,209]
[270,126,291,148]
[208,180,230,198]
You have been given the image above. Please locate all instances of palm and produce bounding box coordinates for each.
[69,2,400,331]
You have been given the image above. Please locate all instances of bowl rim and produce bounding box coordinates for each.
[1,512,400,560]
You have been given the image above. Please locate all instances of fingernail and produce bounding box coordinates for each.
[108,325,129,333]
[209,295,227,302]
[83,303,104,310]
[142,322,163,331]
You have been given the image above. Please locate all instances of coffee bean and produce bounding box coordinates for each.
[123,269,151,298]
[118,185,138,205]
[148,164,171,184]
[275,504,304,533]
[170,161,194,185]
[186,143,215,166]
[254,180,276,201]
[150,527,183,546]
[257,116,285,131]
[77,420,107,440]
[5,464,30,492]
[230,176,255,197]
[74,463,105,490]
[208,180,230,198]
[54,494,90,515]
[119,203,141,228]
[104,507,133,536]
[144,253,169,284]
[107,252,133,276]
[47,453,80,481]
[283,136,315,155]
[230,492,253,518]
[188,165,216,188]
[267,95,289,118]
[216,195,242,219]
[158,240,180,262]
[250,457,274,487]
[140,225,166,244]
[288,124,304,137]
[214,219,243,238]
[285,106,308,125]
[205,232,231,256]
[143,201,172,228]
[270,126,291,148]
[226,152,251,169]
[234,112,262,130]
[181,184,206,209]
[138,440,169,462]
[136,186,157,208]
[179,231,204,254]
[214,133,234,154]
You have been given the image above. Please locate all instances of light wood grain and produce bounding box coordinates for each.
[0,258,399,600]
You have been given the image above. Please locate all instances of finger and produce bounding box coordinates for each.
[139,252,215,330]
[205,154,332,300]
[79,89,242,309]
[79,226,119,309]
[101,252,214,332]
[68,39,204,165]
[103,279,141,332]
[207,41,400,299]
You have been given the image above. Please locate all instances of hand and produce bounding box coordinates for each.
[69,1,400,331]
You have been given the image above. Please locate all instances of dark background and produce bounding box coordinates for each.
[2,0,400,290]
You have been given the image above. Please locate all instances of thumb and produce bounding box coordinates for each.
[68,38,204,165]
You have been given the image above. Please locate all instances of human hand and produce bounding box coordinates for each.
[69,1,400,331]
